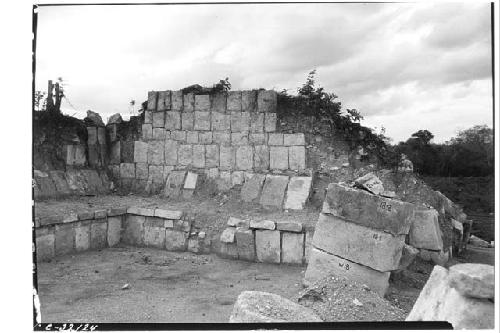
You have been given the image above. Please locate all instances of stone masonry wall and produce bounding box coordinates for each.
[107,90,308,194]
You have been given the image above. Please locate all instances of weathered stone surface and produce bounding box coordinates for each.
[147,141,165,165]
[270,146,288,170]
[133,141,147,163]
[107,113,123,125]
[211,91,226,112]
[397,243,419,270]
[469,235,491,248]
[194,111,211,130]
[109,141,121,164]
[267,133,283,146]
[409,209,443,250]
[165,111,181,130]
[215,239,239,259]
[107,216,122,247]
[217,171,233,191]
[231,171,244,186]
[276,221,303,232]
[230,291,321,323]
[90,220,107,249]
[144,110,153,124]
[120,141,135,163]
[183,93,195,112]
[354,172,385,195]
[123,215,145,245]
[249,112,264,133]
[157,90,171,111]
[448,263,494,299]
[147,165,163,184]
[97,127,106,145]
[323,183,415,235]
[178,144,193,166]
[259,175,289,209]
[144,225,166,248]
[165,229,187,251]
[192,145,205,168]
[163,139,178,165]
[74,144,87,166]
[206,167,219,179]
[184,171,198,189]
[289,146,306,171]
[87,127,98,145]
[87,144,100,168]
[235,146,253,170]
[147,91,158,110]
[194,94,210,111]
[235,228,255,261]
[211,112,230,131]
[135,163,148,180]
[241,90,257,112]
[153,128,166,140]
[164,170,186,198]
[94,209,107,219]
[172,130,187,142]
[36,233,55,261]
[257,90,277,113]
[313,214,406,272]
[241,173,265,202]
[227,217,247,227]
[231,112,250,132]
[220,227,237,243]
[142,124,153,140]
[227,91,242,112]
[74,223,90,251]
[186,130,198,144]
[171,91,183,111]
[249,133,265,145]
[155,209,183,220]
[304,231,313,264]
[255,230,280,263]
[198,131,212,144]
[254,145,270,171]
[213,131,231,145]
[152,111,165,128]
[48,171,71,195]
[304,247,391,297]
[205,145,219,168]
[284,133,305,146]
[250,220,276,230]
[284,176,312,210]
[282,232,304,265]
[187,237,200,253]
[219,146,235,170]
[55,224,75,256]
[231,132,248,146]
[264,113,277,132]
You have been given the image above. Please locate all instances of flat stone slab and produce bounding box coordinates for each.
[184,171,198,190]
[284,176,312,210]
[313,213,406,272]
[304,247,390,297]
[255,230,281,263]
[235,228,255,261]
[276,221,303,232]
[164,171,186,198]
[259,175,289,209]
[240,173,265,202]
[281,232,304,265]
[220,227,237,243]
[250,220,275,230]
[230,291,321,323]
[409,209,443,251]
[448,263,494,299]
[323,183,415,235]
[154,209,183,220]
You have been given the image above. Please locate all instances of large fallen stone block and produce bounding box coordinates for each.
[448,263,494,299]
[313,213,406,272]
[323,183,415,235]
[255,230,280,263]
[284,176,312,210]
[304,247,390,297]
[354,172,385,195]
[229,291,321,323]
[408,209,443,251]
[240,173,265,202]
[259,175,289,209]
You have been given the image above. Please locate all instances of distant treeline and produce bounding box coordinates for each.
[395,125,494,177]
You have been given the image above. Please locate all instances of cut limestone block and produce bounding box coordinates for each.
[147,91,157,110]
[147,141,165,165]
[259,175,289,209]
[284,176,312,210]
[276,222,303,233]
[155,209,183,220]
[144,110,153,124]
[249,132,266,145]
[227,217,249,228]
[282,232,304,265]
[184,172,198,190]
[231,171,244,186]
[123,215,145,246]
[241,173,266,202]
[74,223,90,252]
[90,220,108,249]
[289,146,306,171]
[55,224,75,256]
[268,133,283,146]
[241,90,257,112]
[142,124,153,140]
[35,173,57,198]
[36,233,55,261]
[134,141,148,163]
[87,127,97,145]
[165,229,187,251]
[397,243,419,270]
[354,172,384,195]
[284,133,305,146]
[270,146,288,170]
[220,227,237,243]
[211,92,226,112]
[205,145,219,168]
[135,163,148,180]
[227,91,242,112]
[182,113,194,131]
[194,111,211,131]
[323,183,415,235]
[148,165,164,184]
[448,263,494,299]
[187,237,200,253]
[235,228,255,261]
[231,132,248,146]
[48,171,71,196]
[157,90,171,111]
[152,111,165,128]
[304,230,313,264]
[219,146,235,170]
[199,131,212,144]
[217,171,233,191]
[171,91,183,111]
[249,112,264,133]
[253,145,269,171]
[107,216,122,247]
[230,291,321,323]
[109,141,121,164]
[164,139,178,165]
[257,90,277,113]
[178,144,193,166]
[192,145,205,168]
[264,113,277,132]
[195,94,210,111]
[183,93,195,112]
[212,112,231,131]
[144,225,166,248]
[165,111,181,130]
[304,247,391,297]
[313,213,406,272]
[213,131,231,145]
[153,128,166,140]
[255,230,280,263]
[236,146,253,170]
[409,209,443,251]
[186,130,198,144]
[164,170,186,198]
[250,220,276,230]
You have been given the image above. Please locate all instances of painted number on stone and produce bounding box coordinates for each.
[338,262,350,270]
[379,202,392,212]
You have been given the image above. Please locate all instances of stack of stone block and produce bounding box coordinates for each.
[304,183,416,296]
[217,217,308,265]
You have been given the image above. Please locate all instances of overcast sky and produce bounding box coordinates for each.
[35,2,492,143]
